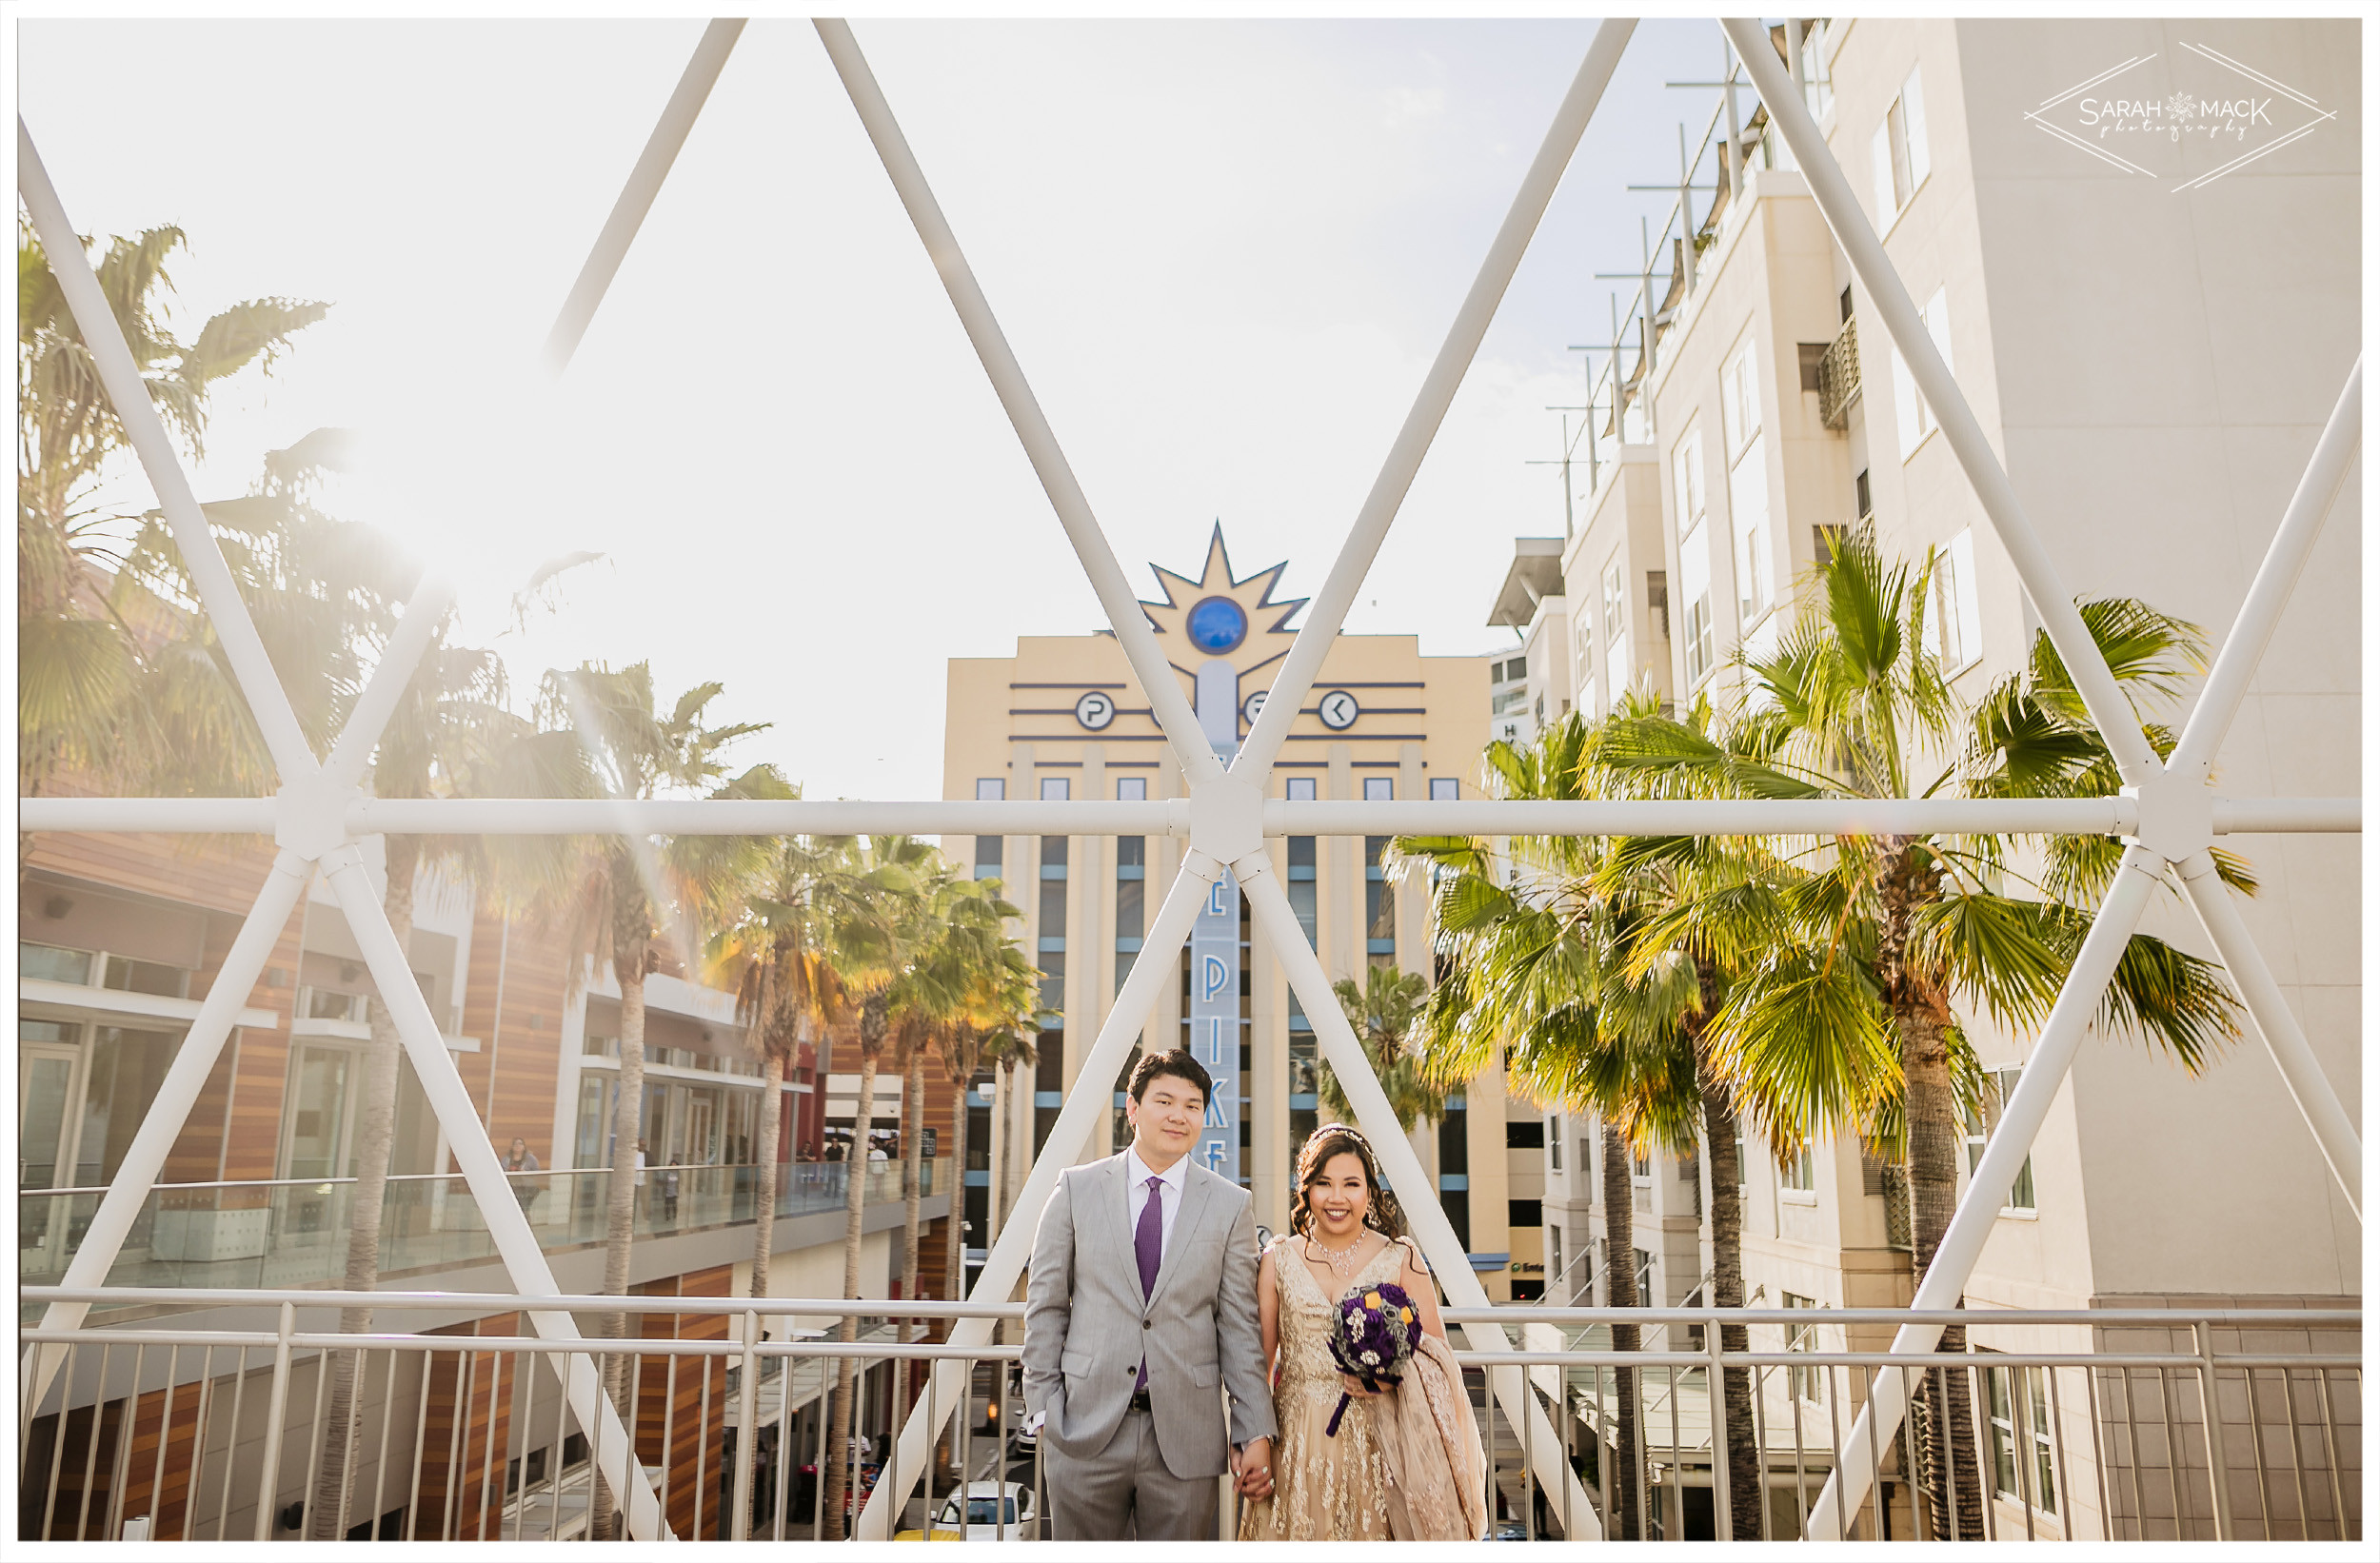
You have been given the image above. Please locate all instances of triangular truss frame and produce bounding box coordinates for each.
[16,16,2359,1545]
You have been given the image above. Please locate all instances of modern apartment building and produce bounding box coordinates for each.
[1496,14,2359,1541]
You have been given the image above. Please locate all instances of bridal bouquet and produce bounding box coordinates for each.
[1324,1282,1418,1436]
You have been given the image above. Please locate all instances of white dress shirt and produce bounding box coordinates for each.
[1125,1145,1188,1262]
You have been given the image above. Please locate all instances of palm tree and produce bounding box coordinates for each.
[707,828,874,1301]
[1406,715,1709,1542]
[935,939,1036,1476]
[535,663,772,1536]
[305,599,521,1540]
[818,834,931,1539]
[1316,964,1444,1135]
[1592,528,2245,1539]
[18,221,327,809]
[982,1024,1037,1250]
[883,873,1017,1451]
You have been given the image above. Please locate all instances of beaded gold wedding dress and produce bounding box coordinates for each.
[1235,1235,1406,1542]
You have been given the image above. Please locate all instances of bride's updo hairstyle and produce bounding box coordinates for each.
[1288,1123,1407,1240]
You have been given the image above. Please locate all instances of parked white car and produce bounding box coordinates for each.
[896,1480,1039,1541]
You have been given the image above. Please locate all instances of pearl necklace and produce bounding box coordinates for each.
[1308,1231,1371,1281]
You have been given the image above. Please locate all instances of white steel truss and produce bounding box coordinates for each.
[13,14,2361,1546]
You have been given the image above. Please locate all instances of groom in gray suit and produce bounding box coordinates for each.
[1023,1049,1276,1539]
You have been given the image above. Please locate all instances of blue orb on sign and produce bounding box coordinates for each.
[1186,596,1248,654]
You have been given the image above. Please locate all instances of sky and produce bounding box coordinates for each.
[20,13,1734,801]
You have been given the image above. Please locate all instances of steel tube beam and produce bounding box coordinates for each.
[1720,20,2160,783]
[1236,20,1636,778]
[34,792,2359,839]
[856,860,1217,1538]
[322,574,456,789]
[544,18,746,372]
[2211,797,2362,835]
[1240,858,1599,1535]
[322,850,668,1541]
[17,120,315,780]
[24,850,311,1407]
[2171,359,2362,777]
[814,18,1223,787]
[1805,845,2163,1539]
[2175,851,2362,1215]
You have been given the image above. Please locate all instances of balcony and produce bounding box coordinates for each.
[1818,315,1859,429]
[19,1158,947,1296]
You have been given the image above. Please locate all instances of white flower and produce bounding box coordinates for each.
[1360,1350,1379,1365]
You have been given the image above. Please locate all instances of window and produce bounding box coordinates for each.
[1116,776,1145,801]
[1987,1359,2058,1514]
[1508,1198,1542,1228]
[1732,437,1772,623]
[1285,775,1317,801]
[21,942,95,985]
[1784,1293,1825,1402]
[1430,777,1459,801]
[1548,1119,1561,1170]
[1363,777,1393,801]
[1040,777,1069,801]
[1780,1139,1816,1193]
[1892,287,1954,460]
[1679,522,1715,686]
[1363,836,1395,957]
[1114,833,1144,987]
[1633,1247,1655,1301]
[1601,557,1627,649]
[1799,19,1835,119]
[973,779,1005,880]
[1672,427,1705,527]
[1964,1065,2037,1212]
[1631,1150,1650,1180]
[1505,1119,1544,1150]
[1922,529,1983,673]
[1722,345,1761,458]
[1870,65,1931,226]
[1854,466,1872,519]
[1286,835,1318,949]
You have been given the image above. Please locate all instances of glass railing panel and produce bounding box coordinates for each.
[20,1157,956,1309]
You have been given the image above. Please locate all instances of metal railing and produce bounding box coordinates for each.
[19,1290,2357,1543]
[19,1160,942,1296]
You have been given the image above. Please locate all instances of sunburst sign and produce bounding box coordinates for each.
[1137,524,1308,675]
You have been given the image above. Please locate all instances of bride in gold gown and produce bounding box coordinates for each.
[1236,1125,1489,1542]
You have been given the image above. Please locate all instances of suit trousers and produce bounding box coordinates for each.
[1045,1407,1220,1541]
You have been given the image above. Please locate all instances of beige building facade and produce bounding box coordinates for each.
[942,528,1558,1297]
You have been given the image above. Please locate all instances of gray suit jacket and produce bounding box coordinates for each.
[1022,1153,1277,1477]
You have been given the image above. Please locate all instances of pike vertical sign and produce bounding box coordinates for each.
[1191,869,1240,1177]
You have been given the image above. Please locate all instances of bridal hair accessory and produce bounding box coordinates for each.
[1324,1282,1418,1436]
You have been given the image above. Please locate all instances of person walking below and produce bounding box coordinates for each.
[1021,1050,1276,1539]
[503,1136,541,1217]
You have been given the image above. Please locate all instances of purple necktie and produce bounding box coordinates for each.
[1135,1174,1163,1390]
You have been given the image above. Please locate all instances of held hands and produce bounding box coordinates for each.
[1231,1436,1274,1500]
[1339,1374,1386,1398]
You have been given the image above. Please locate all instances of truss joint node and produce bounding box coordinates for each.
[1188,774,1264,866]
[2119,772,2213,865]
[273,774,363,861]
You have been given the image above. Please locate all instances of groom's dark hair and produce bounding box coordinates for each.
[1127,1048,1211,1107]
